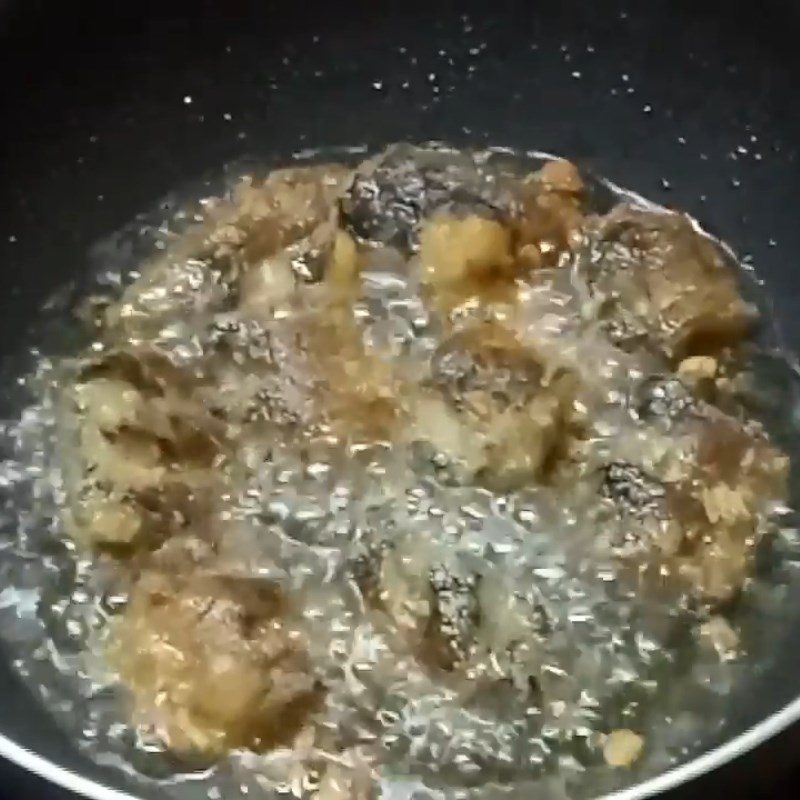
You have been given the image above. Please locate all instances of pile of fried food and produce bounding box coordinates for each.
[57,145,787,774]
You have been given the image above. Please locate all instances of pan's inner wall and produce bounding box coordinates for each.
[2,1,800,798]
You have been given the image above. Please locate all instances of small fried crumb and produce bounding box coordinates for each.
[537,159,584,193]
[678,355,718,381]
[603,729,644,767]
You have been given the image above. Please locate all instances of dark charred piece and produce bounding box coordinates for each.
[423,564,482,671]
[601,461,667,521]
[340,144,507,251]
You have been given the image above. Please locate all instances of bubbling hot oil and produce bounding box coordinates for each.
[1,145,800,800]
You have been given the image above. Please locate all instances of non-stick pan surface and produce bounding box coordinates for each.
[2,2,800,798]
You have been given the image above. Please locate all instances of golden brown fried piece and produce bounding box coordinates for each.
[418,160,586,312]
[514,159,585,271]
[672,413,788,602]
[111,563,320,755]
[230,165,351,266]
[234,166,355,316]
[607,410,788,604]
[268,299,404,444]
[65,351,224,552]
[586,206,755,360]
[419,213,518,312]
[421,215,515,286]
[418,319,577,488]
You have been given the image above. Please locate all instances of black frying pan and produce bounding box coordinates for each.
[2,1,800,798]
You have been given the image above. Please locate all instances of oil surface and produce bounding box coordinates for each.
[1,145,800,800]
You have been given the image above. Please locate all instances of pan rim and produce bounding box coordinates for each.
[1,694,800,800]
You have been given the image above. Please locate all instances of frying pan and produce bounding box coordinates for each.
[2,0,800,798]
